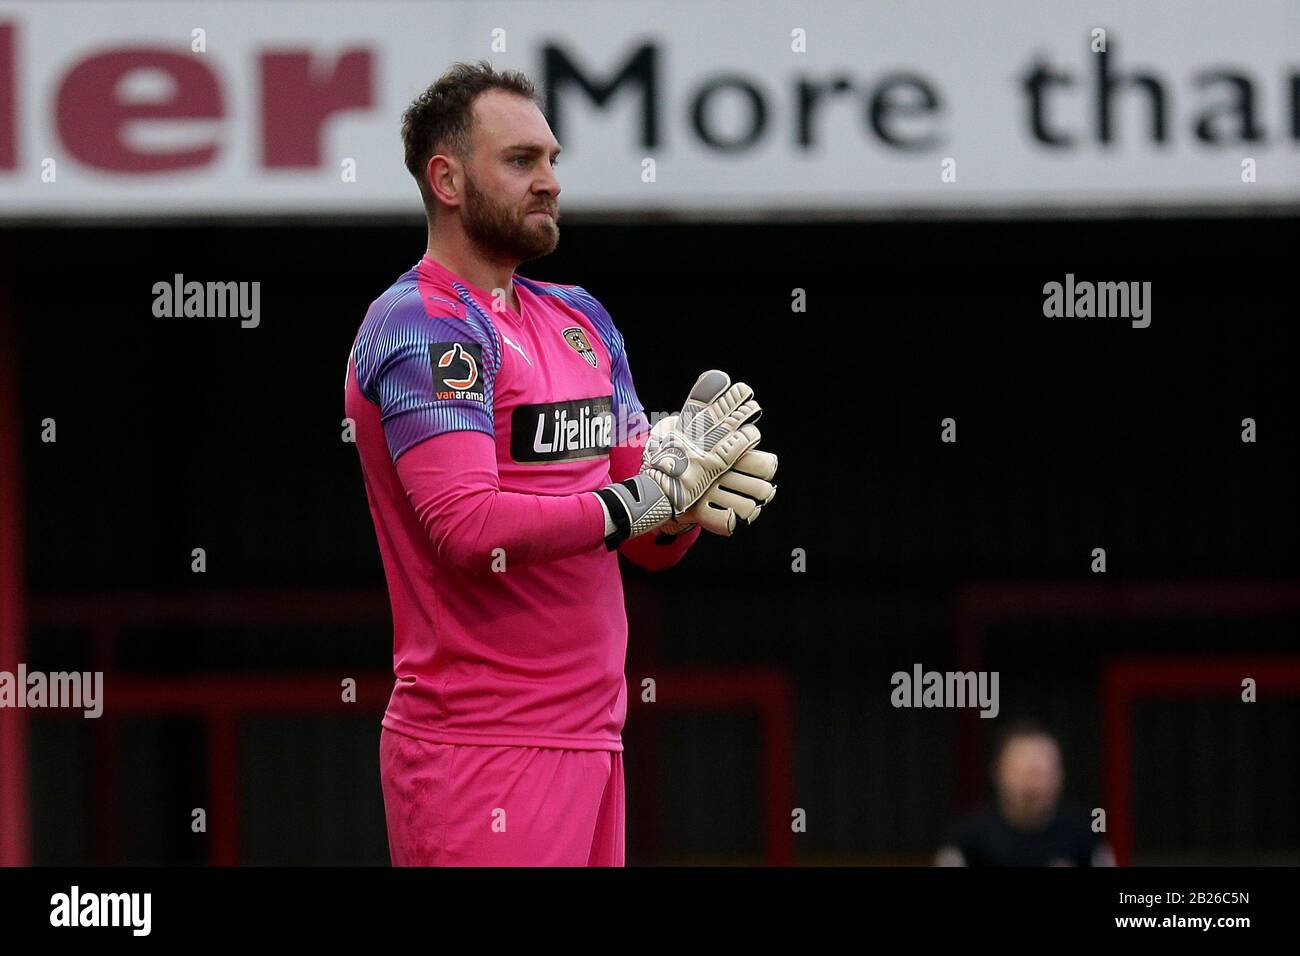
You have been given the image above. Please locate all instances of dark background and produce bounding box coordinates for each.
[8,214,1299,863]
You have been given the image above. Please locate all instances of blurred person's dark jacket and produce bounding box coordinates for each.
[944,800,1105,867]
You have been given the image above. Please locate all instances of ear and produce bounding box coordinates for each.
[427,153,462,209]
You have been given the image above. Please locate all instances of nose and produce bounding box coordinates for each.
[536,164,561,201]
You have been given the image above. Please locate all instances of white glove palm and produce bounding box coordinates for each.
[656,424,778,536]
[689,447,778,536]
[641,370,762,514]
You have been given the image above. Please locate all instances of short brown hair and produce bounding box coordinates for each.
[401,60,541,216]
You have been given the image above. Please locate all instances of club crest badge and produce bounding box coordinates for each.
[562,326,598,369]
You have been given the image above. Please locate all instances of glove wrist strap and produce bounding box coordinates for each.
[595,476,674,551]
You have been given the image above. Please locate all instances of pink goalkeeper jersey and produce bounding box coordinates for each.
[346,254,698,751]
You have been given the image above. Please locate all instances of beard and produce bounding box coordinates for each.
[463,174,559,263]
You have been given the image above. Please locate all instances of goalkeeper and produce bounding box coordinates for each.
[345,61,778,867]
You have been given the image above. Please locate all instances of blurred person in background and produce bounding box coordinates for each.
[935,719,1116,867]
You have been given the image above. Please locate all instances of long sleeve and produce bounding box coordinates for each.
[396,429,607,573]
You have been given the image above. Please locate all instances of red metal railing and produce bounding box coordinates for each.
[23,592,795,865]
[1101,655,1300,866]
[0,258,30,867]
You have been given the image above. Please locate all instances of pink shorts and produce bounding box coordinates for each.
[379,727,625,866]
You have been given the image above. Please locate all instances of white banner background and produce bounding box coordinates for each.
[0,0,1297,218]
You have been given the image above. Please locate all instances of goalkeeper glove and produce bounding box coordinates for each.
[659,444,778,537]
[594,370,762,549]
[641,370,762,513]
